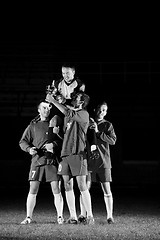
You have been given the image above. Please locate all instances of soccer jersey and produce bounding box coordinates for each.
[19,120,62,166]
[52,78,85,100]
[88,119,116,170]
[61,109,89,157]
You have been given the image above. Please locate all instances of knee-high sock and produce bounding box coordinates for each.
[79,193,87,217]
[26,193,37,219]
[80,190,93,218]
[104,193,113,219]
[54,193,64,218]
[65,190,77,219]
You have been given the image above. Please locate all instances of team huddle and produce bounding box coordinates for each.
[19,63,117,225]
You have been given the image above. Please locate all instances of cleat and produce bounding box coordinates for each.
[78,215,87,224]
[87,216,95,225]
[20,216,32,225]
[66,217,78,224]
[57,216,64,224]
[107,217,114,224]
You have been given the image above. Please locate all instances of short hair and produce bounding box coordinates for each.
[36,99,51,109]
[75,92,90,109]
[94,101,108,113]
[62,62,76,71]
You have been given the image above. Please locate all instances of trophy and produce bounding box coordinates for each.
[46,81,66,104]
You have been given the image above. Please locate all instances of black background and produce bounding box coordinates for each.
[0,24,160,194]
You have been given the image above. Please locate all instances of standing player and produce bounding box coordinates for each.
[46,91,95,225]
[19,100,64,224]
[78,101,117,224]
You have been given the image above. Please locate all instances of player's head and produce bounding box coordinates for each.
[61,62,76,84]
[95,101,108,120]
[37,100,52,120]
[72,92,90,109]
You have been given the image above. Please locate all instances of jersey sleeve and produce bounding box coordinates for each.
[19,124,33,153]
[96,122,117,145]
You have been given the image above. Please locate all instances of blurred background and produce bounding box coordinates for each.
[0,40,159,195]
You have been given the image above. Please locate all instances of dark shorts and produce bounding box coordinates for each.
[57,154,88,177]
[29,164,60,182]
[90,168,112,183]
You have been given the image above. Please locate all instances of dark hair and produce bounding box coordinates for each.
[94,101,108,113]
[31,99,51,124]
[62,62,76,71]
[36,99,51,109]
[75,92,90,109]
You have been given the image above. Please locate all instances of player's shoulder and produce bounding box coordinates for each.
[78,109,89,118]
[101,119,112,126]
[75,77,85,85]
[29,120,36,129]
[104,119,110,123]
[30,115,40,124]
[54,78,63,86]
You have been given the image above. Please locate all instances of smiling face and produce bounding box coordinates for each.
[62,66,75,84]
[38,102,51,120]
[96,104,108,121]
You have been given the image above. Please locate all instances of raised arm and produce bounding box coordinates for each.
[46,93,68,115]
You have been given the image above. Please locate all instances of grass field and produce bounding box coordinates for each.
[0,185,160,240]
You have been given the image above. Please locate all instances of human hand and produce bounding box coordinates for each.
[90,118,95,123]
[29,147,37,155]
[94,122,99,132]
[56,94,66,104]
[46,93,55,103]
[53,126,59,134]
[45,143,53,151]
[90,121,98,132]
